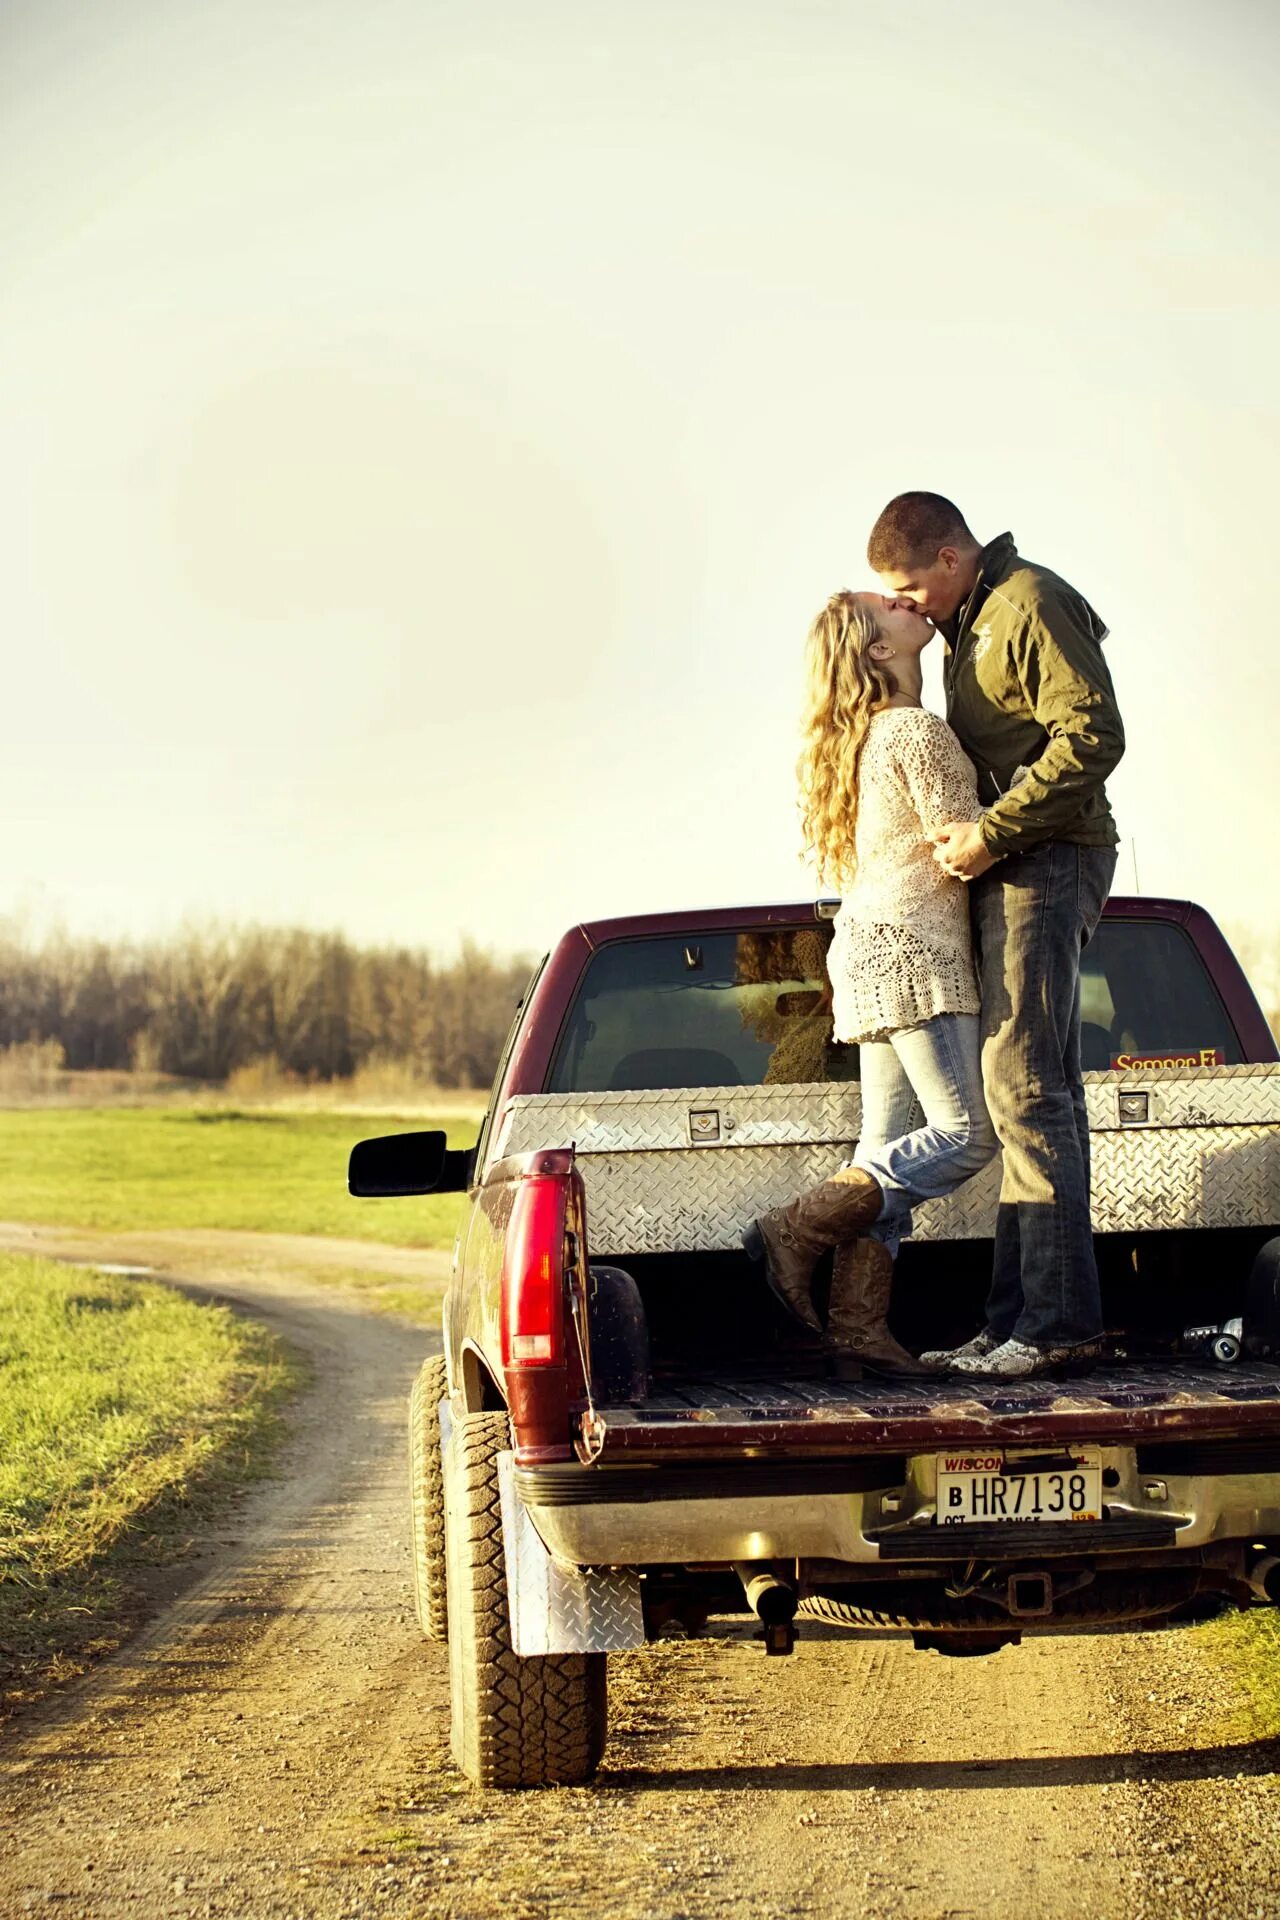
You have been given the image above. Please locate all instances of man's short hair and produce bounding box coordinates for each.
[867,492,975,572]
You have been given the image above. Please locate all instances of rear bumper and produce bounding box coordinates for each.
[515,1449,1280,1568]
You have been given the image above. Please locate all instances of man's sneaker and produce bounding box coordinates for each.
[917,1329,1001,1371]
[953,1336,1105,1380]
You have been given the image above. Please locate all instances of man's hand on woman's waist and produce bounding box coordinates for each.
[929,821,998,881]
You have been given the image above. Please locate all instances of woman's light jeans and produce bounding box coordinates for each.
[848,1011,998,1258]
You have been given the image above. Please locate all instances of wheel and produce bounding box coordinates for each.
[586,1264,650,1402]
[1245,1236,1280,1355]
[408,1356,449,1641]
[443,1409,607,1788]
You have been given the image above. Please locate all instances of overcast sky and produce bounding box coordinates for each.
[5,0,1279,971]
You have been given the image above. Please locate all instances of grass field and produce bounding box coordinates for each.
[1206,1605,1280,1736]
[0,1251,301,1712]
[0,1108,479,1250]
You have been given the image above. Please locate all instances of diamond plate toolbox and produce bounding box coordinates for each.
[495,1066,1280,1255]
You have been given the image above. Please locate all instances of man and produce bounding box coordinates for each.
[867,491,1124,1378]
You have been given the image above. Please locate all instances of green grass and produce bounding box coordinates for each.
[0,1108,476,1249]
[1203,1607,1280,1740]
[0,1251,303,1709]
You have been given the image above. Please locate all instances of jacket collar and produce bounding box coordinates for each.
[947,531,1017,646]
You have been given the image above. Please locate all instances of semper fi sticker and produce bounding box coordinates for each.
[1110,1047,1226,1070]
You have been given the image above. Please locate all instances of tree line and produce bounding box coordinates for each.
[0,925,539,1086]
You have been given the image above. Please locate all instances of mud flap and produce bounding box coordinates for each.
[497,1452,645,1655]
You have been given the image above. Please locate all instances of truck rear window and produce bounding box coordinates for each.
[546,918,1242,1094]
[546,929,850,1092]
[1080,920,1241,1069]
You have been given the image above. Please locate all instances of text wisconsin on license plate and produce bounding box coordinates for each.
[935,1449,1103,1524]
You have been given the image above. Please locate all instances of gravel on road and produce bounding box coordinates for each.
[2,1225,1280,1920]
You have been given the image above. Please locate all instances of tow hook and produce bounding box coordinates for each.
[735,1563,798,1655]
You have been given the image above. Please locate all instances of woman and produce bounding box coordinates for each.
[743,589,998,1373]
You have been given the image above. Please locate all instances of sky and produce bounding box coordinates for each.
[5,0,1279,976]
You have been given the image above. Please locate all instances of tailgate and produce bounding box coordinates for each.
[580,1359,1280,1460]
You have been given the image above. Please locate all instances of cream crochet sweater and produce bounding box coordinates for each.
[828,706,982,1045]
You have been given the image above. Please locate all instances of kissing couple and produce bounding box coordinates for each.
[745,490,1125,1382]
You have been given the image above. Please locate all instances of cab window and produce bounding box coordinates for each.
[1079,921,1240,1068]
[547,928,856,1093]
[547,918,1242,1094]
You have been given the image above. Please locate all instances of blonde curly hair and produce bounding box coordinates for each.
[797,590,894,888]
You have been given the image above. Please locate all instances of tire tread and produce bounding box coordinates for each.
[408,1357,449,1641]
[446,1410,606,1788]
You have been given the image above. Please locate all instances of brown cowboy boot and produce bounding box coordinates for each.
[825,1238,932,1375]
[743,1167,884,1332]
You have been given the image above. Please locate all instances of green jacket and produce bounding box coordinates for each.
[940,532,1124,855]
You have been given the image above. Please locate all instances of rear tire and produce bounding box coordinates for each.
[444,1409,607,1788]
[1246,1236,1280,1355]
[408,1356,449,1641]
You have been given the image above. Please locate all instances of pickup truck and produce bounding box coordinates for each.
[349,894,1280,1789]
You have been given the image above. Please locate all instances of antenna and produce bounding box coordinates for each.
[1131,838,1141,895]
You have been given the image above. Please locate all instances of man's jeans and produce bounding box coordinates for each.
[851,1012,999,1260]
[971,840,1118,1350]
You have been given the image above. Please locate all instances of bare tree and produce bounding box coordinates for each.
[0,922,538,1086]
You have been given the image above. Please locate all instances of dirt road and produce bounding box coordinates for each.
[3,1228,1280,1920]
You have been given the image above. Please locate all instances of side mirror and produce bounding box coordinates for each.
[348,1129,476,1198]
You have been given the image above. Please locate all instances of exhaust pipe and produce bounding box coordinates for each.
[1249,1554,1280,1604]
[734,1562,798,1656]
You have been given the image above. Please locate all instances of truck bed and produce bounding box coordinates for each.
[584,1359,1280,1459]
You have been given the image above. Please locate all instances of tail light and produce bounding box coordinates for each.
[501,1175,569,1368]
[500,1152,585,1464]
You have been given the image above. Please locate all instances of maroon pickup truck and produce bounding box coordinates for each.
[350,895,1280,1789]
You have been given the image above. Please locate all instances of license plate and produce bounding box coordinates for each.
[935,1449,1103,1525]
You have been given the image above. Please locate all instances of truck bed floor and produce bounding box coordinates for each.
[591,1359,1280,1456]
